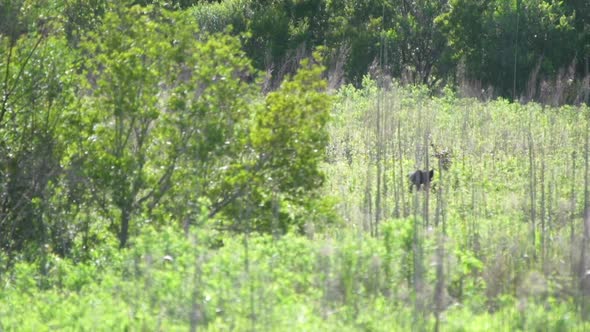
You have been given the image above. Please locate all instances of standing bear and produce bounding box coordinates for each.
[409,169,434,192]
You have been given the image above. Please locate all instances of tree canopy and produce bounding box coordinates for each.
[0,1,333,255]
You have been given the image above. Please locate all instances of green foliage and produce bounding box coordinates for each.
[253,57,331,194]
[325,80,590,326]
[79,3,185,248]
[438,0,577,98]
[213,56,334,233]
[189,0,453,87]
[2,222,590,330]
[3,1,590,330]
[191,0,251,33]
[0,0,28,42]
[185,0,589,100]
[62,0,108,45]
[72,2,333,246]
[0,19,80,254]
[0,1,334,255]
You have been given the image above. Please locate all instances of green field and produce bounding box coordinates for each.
[2,80,590,331]
[2,1,590,331]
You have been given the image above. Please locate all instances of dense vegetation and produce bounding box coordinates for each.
[2,0,590,330]
[190,0,589,101]
[4,78,590,331]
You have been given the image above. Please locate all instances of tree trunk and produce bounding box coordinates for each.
[423,134,430,228]
[571,151,577,288]
[392,137,400,218]
[375,83,384,237]
[434,157,445,332]
[579,116,590,318]
[119,209,130,249]
[398,122,406,217]
[528,131,536,262]
[540,151,546,269]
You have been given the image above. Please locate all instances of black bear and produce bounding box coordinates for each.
[409,169,434,192]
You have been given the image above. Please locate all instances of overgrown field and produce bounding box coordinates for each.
[2,80,590,331]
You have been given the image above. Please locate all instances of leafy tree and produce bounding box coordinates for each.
[229,56,332,233]
[564,0,590,78]
[438,0,576,99]
[0,0,27,43]
[0,10,79,254]
[79,3,184,248]
[76,1,335,245]
[389,0,452,86]
[324,0,451,87]
[0,0,344,256]
[161,46,333,234]
[157,28,259,233]
[62,0,108,46]
[324,0,385,86]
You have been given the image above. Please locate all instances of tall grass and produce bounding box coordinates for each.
[326,77,590,326]
[2,80,590,330]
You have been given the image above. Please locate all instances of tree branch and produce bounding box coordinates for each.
[208,187,245,219]
[1,34,44,126]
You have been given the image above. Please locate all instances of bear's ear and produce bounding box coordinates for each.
[429,169,434,178]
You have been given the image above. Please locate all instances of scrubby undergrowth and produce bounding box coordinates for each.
[1,225,585,331]
[2,80,590,330]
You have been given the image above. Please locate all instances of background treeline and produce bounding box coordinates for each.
[185,0,589,103]
[7,0,589,102]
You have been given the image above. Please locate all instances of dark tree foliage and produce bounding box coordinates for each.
[192,0,586,101]
[0,1,333,257]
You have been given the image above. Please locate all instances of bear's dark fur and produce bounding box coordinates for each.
[409,169,434,192]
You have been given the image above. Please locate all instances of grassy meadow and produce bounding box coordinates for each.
[3,1,590,330]
[1,79,590,331]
